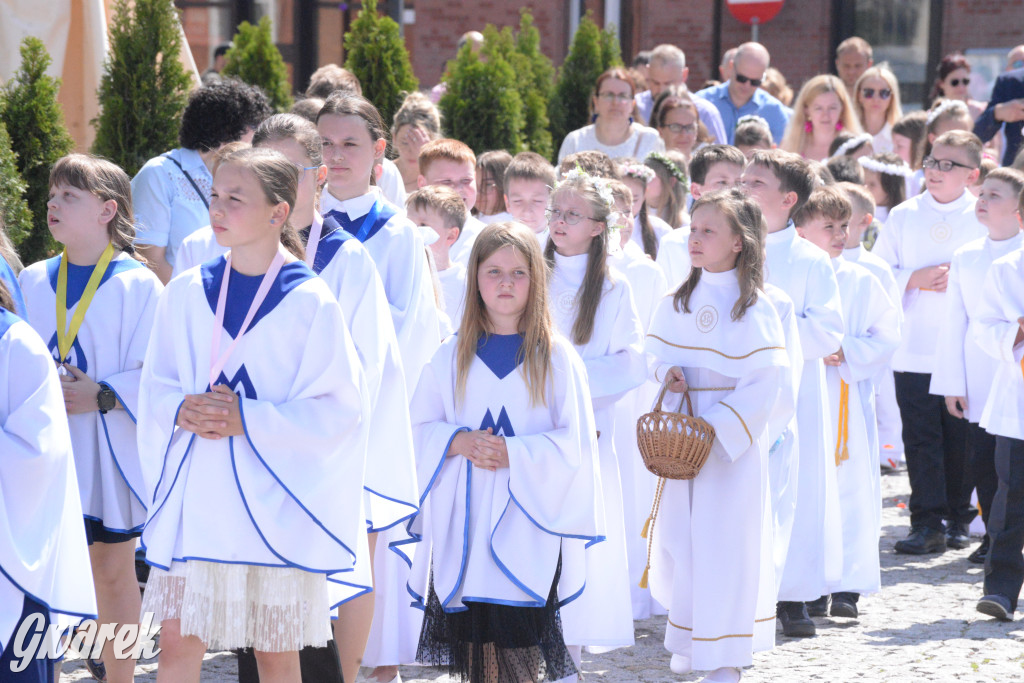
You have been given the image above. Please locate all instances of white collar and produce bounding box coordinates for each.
[320,187,378,218]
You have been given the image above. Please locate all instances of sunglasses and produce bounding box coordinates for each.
[948,77,970,87]
[861,87,892,100]
[735,73,764,87]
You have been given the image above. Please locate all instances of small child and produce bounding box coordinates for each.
[858,152,911,224]
[970,184,1024,622]
[874,130,988,556]
[657,144,746,287]
[891,110,928,171]
[504,151,557,248]
[969,157,998,198]
[475,149,514,224]
[559,150,619,180]
[645,188,788,682]
[930,168,1024,566]
[828,132,874,160]
[617,158,671,259]
[408,222,602,681]
[826,156,865,185]
[417,139,483,266]
[734,114,774,160]
[794,186,900,618]
[407,185,470,327]
[909,99,975,199]
[740,149,845,637]
[644,150,690,229]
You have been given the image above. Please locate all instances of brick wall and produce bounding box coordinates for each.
[942,0,1024,54]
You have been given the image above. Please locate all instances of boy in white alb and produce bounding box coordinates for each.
[838,182,905,471]
[504,152,557,249]
[417,139,485,267]
[874,130,988,555]
[740,150,845,638]
[407,186,469,327]
[658,145,746,288]
[796,187,901,618]
[930,168,1024,565]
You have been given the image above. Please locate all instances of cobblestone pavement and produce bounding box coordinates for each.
[62,471,1024,682]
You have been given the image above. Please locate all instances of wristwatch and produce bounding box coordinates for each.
[97,383,117,414]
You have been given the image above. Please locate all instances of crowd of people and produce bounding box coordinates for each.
[2,30,1024,683]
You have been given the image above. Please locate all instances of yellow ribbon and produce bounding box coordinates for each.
[835,379,850,466]
[56,244,115,364]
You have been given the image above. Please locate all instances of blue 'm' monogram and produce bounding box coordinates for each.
[479,407,515,437]
[210,366,258,399]
[47,332,87,374]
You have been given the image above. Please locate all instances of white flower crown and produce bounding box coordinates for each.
[858,156,913,178]
[619,163,656,184]
[830,133,873,159]
[926,99,968,127]
[559,166,616,212]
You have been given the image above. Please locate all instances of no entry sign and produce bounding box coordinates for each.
[726,0,785,25]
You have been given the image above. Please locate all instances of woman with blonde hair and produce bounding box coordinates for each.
[854,64,904,154]
[392,91,443,193]
[781,74,862,162]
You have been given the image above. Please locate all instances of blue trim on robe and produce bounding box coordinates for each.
[0,563,98,625]
[98,411,147,511]
[45,254,144,307]
[149,400,188,507]
[439,460,473,612]
[323,197,397,244]
[476,333,524,379]
[361,487,418,534]
[200,258,315,337]
[0,308,19,340]
[0,256,26,318]
[299,218,356,275]
[81,514,143,536]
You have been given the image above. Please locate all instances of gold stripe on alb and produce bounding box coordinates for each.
[688,386,736,392]
[646,334,785,360]
[719,401,752,445]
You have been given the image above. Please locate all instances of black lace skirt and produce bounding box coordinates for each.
[416,560,577,682]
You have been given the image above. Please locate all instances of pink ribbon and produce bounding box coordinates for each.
[304,211,325,269]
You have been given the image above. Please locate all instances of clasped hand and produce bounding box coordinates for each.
[448,428,509,471]
[176,384,243,439]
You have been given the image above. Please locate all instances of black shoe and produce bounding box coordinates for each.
[968,536,990,564]
[806,594,829,617]
[830,592,859,618]
[85,658,107,682]
[777,601,816,637]
[894,527,947,554]
[946,522,971,550]
[977,594,1014,622]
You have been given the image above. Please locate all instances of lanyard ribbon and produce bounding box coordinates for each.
[331,198,382,242]
[56,244,115,364]
[835,378,850,466]
[209,249,286,390]
[304,211,325,269]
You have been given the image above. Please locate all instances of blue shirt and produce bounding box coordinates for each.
[694,81,793,146]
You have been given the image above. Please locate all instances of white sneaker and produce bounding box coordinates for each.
[701,666,741,682]
[670,654,692,674]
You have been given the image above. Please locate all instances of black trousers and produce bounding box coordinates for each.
[984,436,1024,611]
[236,637,344,683]
[893,371,974,530]
[967,421,998,530]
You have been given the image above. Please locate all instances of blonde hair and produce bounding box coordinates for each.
[456,222,555,407]
[391,91,442,143]
[0,216,22,275]
[781,75,863,155]
[674,188,764,321]
[854,64,903,128]
[544,172,612,346]
[793,185,853,226]
[49,154,138,258]
[838,181,876,216]
[418,138,476,177]
[406,185,468,230]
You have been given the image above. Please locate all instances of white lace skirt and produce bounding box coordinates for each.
[140,560,331,652]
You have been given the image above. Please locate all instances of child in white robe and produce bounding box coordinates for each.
[544,170,647,653]
[409,222,602,682]
[0,284,96,682]
[931,168,1024,566]
[137,148,370,678]
[18,154,162,680]
[645,188,788,683]
[617,159,673,258]
[408,185,469,328]
[504,153,557,249]
[795,187,901,617]
[416,139,485,267]
[740,150,844,637]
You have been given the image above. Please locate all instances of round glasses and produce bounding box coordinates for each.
[546,208,597,225]
[662,122,698,135]
[597,92,633,103]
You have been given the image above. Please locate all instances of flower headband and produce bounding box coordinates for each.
[830,133,873,159]
[619,162,656,184]
[558,165,616,212]
[858,156,913,178]
[926,99,967,127]
[645,151,687,184]
[736,114,770,130]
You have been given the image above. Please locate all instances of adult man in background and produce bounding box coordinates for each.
[635,44,728,144]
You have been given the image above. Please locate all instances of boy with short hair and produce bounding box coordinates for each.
[504,152,557,247]
[741,149,845,638]
[656,145,747,287]
[873,130,988,556]
[795,186,900,619]
[839,182,906,471]
[406,185,469,327]
[417,139,482,266]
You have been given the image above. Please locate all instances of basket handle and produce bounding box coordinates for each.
[655,372,694,416]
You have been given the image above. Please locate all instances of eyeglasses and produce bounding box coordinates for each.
[735,73,764,87]
[293,164,319,180]
[662,122,698,135]
[948,77,970,87]
[922,155,977,172]
[1012,60,1024,70]
[861,87,892,100]
[597,92,633,103]
[546,208,597,225]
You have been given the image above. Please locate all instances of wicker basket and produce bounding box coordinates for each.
[636,381,716,480]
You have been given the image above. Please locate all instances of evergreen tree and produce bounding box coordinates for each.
[0,118,32,252]
[1,37,74,262]
[345,0,418,129]
[548,12,606,160]
[440,26,523,156]
[222,16,293,112]
[513,9,554,158]
[599,23,624,71]
[92,0,194,176]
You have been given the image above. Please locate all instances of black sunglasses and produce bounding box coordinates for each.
[948,77,970,87]
[861,87,892,100]
[735,73,763,87]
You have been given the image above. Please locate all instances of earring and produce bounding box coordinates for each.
[836,121,844,131]
[591,113,599,124]
[804,121,812,133]
[629,116,634,125]
[270,219,276,225]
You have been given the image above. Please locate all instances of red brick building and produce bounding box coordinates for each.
[177,0,1024,107]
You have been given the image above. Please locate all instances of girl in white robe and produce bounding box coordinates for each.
[137,148,370,679]
[645,189,787,683]
[544,170,647,652]
[18,154,162,681]
[409,222,603,682]
[0,289,97,682]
